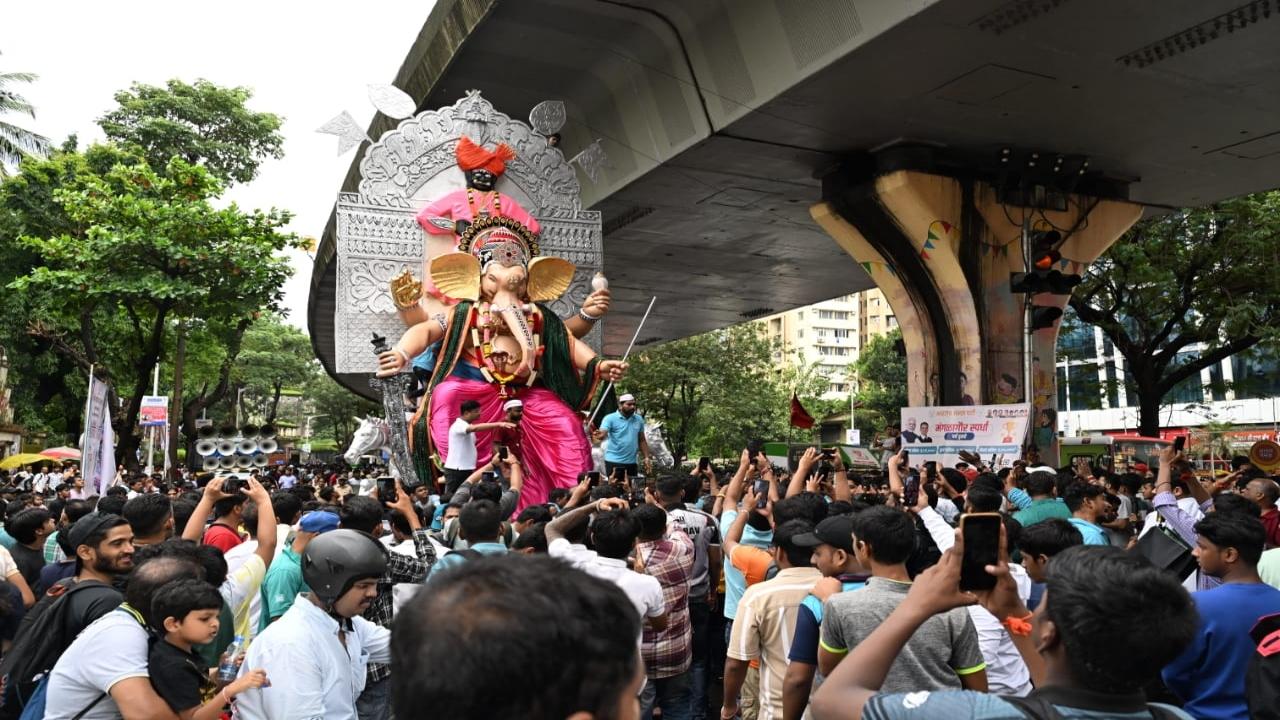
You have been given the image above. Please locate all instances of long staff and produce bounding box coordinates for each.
[587,295,656,427]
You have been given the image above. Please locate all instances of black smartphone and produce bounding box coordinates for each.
[899,450,909,468]
[611,465,626,481]
[753,479,769,508]
[698,456,710,471]
[377,476,398,504]
[925,461,937,481]
[902,473,920,507]
[587,470,601,487]
[746,438,763,459]
[1173,436,1185,453]
[820,447,835,459]
[960,513,1003,591]
[498,445,509,460]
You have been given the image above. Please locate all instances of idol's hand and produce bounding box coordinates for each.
[599,360,628,382]
[376,349,407,378]
[390,271,423,310]
[582,288,611,318]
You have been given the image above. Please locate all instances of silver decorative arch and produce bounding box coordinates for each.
[333,90,603,373]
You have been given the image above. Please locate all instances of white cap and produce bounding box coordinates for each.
[618,393,635,403]
[503,399,524,411]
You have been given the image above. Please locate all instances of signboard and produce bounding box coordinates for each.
[139,396,168,427]
[900,404,1031,468]
[1250,440,1280,472]
[845,429,861,446]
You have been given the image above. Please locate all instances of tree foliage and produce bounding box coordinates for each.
[849,328,907,438]
[98,79,284,185]
[622,324,831,461]
[233,318,316,425]
[1068,192,1280,436]
[0,79,299,467]
[0,57,51,176]
[305,373,380,453]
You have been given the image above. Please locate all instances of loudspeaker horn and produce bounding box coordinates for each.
[202,457,220,471]
[217,439,237,455]
[197,425,218,440]
[218,456,236,469]
[240,424,260,439]
[196,440,218,457]
[258,423,276,439]
[257,437,279,454]
[252,453,269,468]
[237,438,259,455]
[234,455,253,469]
[218,424,237,439]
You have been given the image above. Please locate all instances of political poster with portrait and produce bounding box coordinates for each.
[899,404,1031,468]
[139,395,168,427]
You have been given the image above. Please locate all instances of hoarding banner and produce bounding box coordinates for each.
[899,404,1031,468]
[139,395,168,427]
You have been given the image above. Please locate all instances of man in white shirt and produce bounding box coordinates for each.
[443,399,515,495]
[44,552,202,720]
[278,466,298,489]
[545,496,668,634]
[234,529,391,720]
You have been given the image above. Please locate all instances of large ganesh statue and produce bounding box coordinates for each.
[370,125,622,511]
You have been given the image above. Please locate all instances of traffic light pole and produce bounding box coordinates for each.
[1021,219,1036,452]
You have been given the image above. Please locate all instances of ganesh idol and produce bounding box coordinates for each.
[376,137,622,510]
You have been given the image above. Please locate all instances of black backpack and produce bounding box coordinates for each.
[0,579,118,715]
[1247,612,1280,720]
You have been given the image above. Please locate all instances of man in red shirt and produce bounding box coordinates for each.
[1245,477,1280,548]
[200,482,247,552]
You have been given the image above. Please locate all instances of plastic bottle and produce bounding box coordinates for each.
[217,635,245,682]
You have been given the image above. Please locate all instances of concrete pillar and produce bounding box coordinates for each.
[817,168,1141,460]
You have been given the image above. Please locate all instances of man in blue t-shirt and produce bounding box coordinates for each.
[1163,511,1280,719]
[595,393,651,479]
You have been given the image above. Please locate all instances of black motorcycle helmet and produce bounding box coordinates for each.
[301,529,388,611]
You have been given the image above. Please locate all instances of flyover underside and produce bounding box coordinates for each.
[310,0,1280,398]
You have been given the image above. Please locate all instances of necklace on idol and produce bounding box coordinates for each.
[466,188,500,219]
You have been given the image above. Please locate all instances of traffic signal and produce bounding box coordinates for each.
[1010,229,1081,295]
[1030,306,1064,330]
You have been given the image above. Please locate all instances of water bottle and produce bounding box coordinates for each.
[217,635,245,682]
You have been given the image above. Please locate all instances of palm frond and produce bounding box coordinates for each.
[0,72,39,85]
[0,119,51,162]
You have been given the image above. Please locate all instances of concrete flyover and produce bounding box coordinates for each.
[310,0,1280,406]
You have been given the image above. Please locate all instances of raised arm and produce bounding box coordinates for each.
[887,447,907,497]
[789,448,818,498]
[724,449,752,507]
[245,478,277,568]
[183,477,232,542]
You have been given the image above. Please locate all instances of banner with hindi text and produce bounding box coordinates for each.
[899,403,1031,469]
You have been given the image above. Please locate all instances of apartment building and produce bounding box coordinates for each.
[758,290,898,399]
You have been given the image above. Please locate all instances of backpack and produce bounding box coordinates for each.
[0,579,117,716]
[1247,612,1280,720]
[1003,694,1188,719]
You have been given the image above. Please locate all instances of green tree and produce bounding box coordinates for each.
[849,329,907,439]
[0,58,51,176]
[9,156,299,466]
[305,373,380,454]
[232,317,316,425]
[98,79,284,185]
[1069,192,1280,436]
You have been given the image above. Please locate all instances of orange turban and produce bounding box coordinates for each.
[456,136,516,176]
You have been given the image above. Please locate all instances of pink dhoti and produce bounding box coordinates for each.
[429,377,590,513]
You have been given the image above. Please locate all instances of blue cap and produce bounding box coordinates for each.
[299,511,340,534]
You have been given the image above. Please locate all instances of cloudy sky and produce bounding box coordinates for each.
[2,0,434,330]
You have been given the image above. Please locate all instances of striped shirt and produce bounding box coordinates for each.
[727,567,822,720]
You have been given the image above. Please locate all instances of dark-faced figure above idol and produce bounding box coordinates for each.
[333,90,619,511]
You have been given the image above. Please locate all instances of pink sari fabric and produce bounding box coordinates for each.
[429,376,590,512]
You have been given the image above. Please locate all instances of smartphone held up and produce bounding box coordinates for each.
[959,513,1002,591]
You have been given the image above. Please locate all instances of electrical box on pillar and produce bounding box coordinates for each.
[1010,229,1083,295]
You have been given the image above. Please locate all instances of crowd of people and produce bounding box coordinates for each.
[0,398,1277,719]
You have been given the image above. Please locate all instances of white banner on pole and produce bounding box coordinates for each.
[899,404,1031,468]
[82,376,117,495]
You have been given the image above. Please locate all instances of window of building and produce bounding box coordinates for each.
[1165,352,1204,404]
[833,328,851,338]
[1067,362,1103,411]
[817,346,851,357]
[1208,360,1227,402]
[817,310,849,321]
[1231,350,1280,399]
[887,315,898,329]
[1104,361,1120,409]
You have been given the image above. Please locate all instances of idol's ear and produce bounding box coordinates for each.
[527,256,576,302]
[429,252,481,301]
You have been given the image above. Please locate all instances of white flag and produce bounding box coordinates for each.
[82,376,117,496]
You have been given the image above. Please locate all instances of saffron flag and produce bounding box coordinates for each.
[790,393,815,429]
